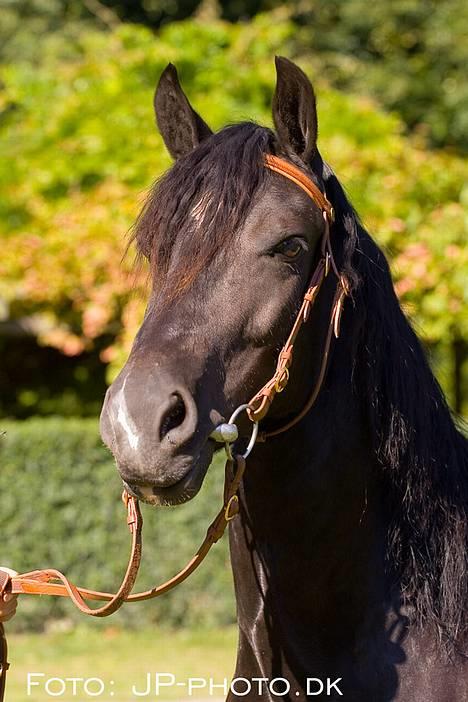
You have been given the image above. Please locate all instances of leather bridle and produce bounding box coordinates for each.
[248,155,349,437]
[0,154,349,699]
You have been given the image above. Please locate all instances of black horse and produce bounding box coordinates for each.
[100,57,468,700]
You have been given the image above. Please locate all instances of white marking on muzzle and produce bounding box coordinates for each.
[116,378,140,451]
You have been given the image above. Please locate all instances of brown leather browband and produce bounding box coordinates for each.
[264,154,335,223]
[0,154,348,700]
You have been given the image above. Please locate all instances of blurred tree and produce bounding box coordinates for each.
[1,1,465,151]
[1,1,89,63]
[293,0,468,152]
[0,13,466,414]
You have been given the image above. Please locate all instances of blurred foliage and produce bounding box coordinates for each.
[0,1,91,64]
[293,0,468,152]
[1,1,466,153]
[0,0,271,64]
[0,418,235,630]
[0,12,466,411]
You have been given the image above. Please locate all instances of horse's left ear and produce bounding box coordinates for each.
[154,63,212,160]
[272,56,318,163]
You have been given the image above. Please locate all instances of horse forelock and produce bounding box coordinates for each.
[131,122,275,300]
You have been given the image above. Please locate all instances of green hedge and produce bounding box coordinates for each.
[0,418,235,631]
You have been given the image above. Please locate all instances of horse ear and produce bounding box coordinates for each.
[154,63,212,160]
[272,56,318,163]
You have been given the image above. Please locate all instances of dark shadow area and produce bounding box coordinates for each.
[0,334,109,419]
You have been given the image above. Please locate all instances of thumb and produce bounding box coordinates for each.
[0,567,18,601]
[0,568,18,578]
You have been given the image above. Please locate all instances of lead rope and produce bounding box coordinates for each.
[0,456,246,700]
[0,154,349,701]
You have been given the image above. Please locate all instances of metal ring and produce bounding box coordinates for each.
[224,404,259,460]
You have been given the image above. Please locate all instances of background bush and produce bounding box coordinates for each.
[0,418,235,631]
[2,1,466,153]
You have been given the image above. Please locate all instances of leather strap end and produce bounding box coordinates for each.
[332,290,346,338]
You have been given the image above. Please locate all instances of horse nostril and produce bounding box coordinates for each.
[159,393,187,440]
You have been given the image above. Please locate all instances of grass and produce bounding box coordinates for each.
[4,626,238,701]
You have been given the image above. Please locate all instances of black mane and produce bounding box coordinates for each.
[323,164,468,652]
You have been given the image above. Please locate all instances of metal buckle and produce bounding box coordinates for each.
[274,367,289,393]
[224,495,239,522]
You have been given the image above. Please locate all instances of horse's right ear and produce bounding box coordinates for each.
[154,64,212,160]
[272,56,318,163]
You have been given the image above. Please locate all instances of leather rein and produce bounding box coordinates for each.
[0,154,349,700]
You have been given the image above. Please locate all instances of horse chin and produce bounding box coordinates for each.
[123,442,215,507]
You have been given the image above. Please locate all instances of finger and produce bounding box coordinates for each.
[0,568,18,605]
[0,568,18,578]
[0,602,17,620]
[2,606,17,622]
[0,599,17,614]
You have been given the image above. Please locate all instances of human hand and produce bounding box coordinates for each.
[0,568,18,623]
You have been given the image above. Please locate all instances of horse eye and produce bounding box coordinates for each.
[275,238,304,260]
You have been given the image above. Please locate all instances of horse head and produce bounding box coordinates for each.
[100,57,339,505]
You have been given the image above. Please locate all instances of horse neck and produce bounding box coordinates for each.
[228,311,393,674]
